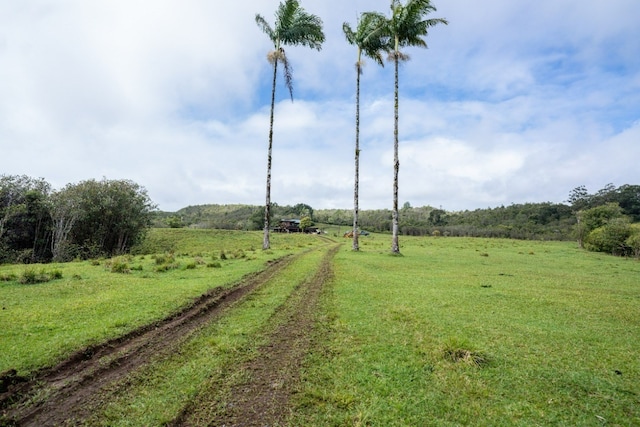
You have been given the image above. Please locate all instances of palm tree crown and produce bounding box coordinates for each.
[255,0,325,100]
[343,12,388,71]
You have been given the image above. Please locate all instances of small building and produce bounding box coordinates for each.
[274,218,301,233]
[273,218,319,234]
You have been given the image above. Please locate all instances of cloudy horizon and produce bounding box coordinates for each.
[1,0,639,212]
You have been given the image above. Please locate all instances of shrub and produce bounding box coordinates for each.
[626,225,640,258]
[154,253,175,265]
[108,257,131,274]
[18,268,61,284]
[1,273,18,282]
[155,261,180,272]
[585,218,633,256]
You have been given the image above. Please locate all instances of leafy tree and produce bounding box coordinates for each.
[584,217,633,256]
[567,185,590,211]
[300,215,313,231]
[291,203,314,219]
[0,175,51,263]
[166,216,183,229]
[384,0,447,253]
[626,225,640,258]
[615,184,640,222]
[50,184,84,262]
[70,179,156,258]
[344,11,388,251]
[574,203,624,248]
[255,0,325,249]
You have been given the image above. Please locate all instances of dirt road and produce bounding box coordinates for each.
[1,244,338,426]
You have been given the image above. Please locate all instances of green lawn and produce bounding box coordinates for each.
[2,231,638,426]
[0,229,322,375]
[292,235,640,426]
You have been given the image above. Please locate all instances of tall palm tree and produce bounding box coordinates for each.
[343,12,388,251]
[386,0,447,254]
[255,0,324,250]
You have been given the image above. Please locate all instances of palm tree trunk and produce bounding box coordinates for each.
[391,54,400,254]
[352,61,361,251]
[263,60,278,250]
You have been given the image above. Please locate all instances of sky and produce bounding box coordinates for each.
[1,0,639,213]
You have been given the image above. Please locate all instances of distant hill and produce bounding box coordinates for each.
[153,184,638,241]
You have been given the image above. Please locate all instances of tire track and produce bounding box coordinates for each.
[172,243,340,427]
[1,255,297,427]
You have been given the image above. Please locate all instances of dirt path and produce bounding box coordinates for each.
[1,255,298,426]
[172,244,339,426]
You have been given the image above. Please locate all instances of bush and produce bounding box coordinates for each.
[1,273,18,282]
[584,218,633,256]
[626,225,640,258]
[107,257,131,274]
[154,253,175,265]
[18,268,62,284]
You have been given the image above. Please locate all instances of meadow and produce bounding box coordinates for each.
[1,229,638,426]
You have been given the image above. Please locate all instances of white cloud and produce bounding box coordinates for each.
[1,0,639,212]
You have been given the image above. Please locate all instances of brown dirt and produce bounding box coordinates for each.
[1,242,340,427]
[172,244,339,427]
[0,254,299,427]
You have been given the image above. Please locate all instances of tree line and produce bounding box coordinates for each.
[0,175,156,264]
[161,184,640,257]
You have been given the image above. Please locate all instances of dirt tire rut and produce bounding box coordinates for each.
[1,255,297,426]
[173,244,340,427]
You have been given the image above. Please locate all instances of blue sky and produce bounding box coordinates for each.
[1,0,639,212]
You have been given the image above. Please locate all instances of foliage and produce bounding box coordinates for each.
[0,175,52,263]
[299,216,313,231]
[1,175,156,264]
[626,224,640,258]
[568,183,640,221]
[69,178,156,258]
[18,267,63,284]
[584,217,636,256]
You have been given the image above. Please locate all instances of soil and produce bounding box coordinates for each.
[1,244,338,426]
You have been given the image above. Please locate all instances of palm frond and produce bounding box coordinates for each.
[344,11,389,69]
[274,0,324,50]
[388,0,447,51]
[255,14,276,45]
[281,51,294,101]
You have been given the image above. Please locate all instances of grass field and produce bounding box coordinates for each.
[293,235,640,426]
[0,229,321,374]
[1,230,639,425]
